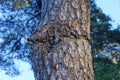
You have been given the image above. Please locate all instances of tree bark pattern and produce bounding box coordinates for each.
[28,0,94,80]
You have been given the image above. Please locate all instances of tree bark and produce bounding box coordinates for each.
[28,0,94,80]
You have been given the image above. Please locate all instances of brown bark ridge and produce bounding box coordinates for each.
[28,0,94,80]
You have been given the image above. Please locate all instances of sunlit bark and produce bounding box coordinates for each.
[28,0,94,80]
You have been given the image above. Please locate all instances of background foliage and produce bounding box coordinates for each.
[91,0,120,80]
[0,0,41,76]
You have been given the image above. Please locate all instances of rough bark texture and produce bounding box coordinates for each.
[28,0,94,80]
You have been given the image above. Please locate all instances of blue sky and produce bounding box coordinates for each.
[0,0,120,80]
[96,0,120,28]
[0,60,35,80]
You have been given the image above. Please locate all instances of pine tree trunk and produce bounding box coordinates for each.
[28,0,94,80]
